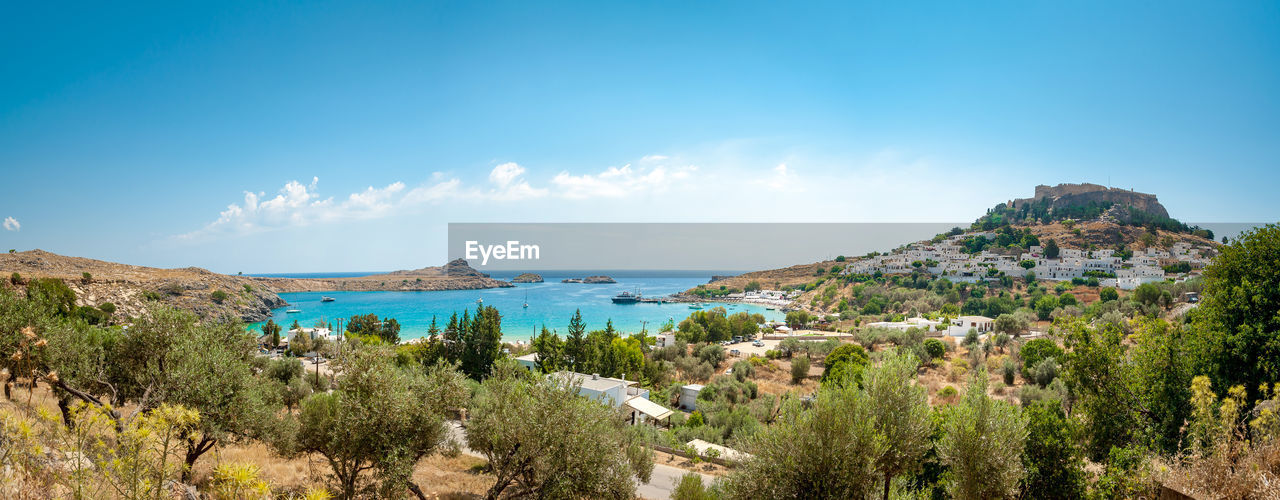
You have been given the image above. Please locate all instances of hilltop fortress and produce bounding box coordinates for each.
[1010,183,1170,219]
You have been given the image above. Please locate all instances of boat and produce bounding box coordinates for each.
[320,296,335,302]
[523,291,529,308]
[688,303,703,310]
[476,297,483,305]
[611,290,641,304]
[286,309,302,314]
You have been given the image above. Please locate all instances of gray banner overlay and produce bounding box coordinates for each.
[448,223,965,271]
[447,222,1264,272]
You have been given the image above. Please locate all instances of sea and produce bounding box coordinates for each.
[246,270,785,342]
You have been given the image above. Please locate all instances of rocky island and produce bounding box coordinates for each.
[561,275,617,284]
[511,273,544,283]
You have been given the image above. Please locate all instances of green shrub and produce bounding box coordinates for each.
[672,472,718,500]
[211,290,229,304]
[790,356,810,384]
[1030,358,1059,387]
[1020,338,1064,378]
[1002,358,1017,385]
[923,338,946,360]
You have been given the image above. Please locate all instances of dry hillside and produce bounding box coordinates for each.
[0,251,511,323]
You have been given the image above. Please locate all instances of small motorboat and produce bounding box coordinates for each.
[320,296,335,302]
[476,297,483,305]
[286,309,302,314]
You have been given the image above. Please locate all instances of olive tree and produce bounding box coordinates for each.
[467,361,653,500]
[865,352,932,500]
[291,346,468,499]
[938,370,1028,499]
[722,376,886,499]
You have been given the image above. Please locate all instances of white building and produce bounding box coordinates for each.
[548,371,673,425]
[515,352,540,372]
[678,384,705,411]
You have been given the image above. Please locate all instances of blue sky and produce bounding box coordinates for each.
[1,1,1277,272]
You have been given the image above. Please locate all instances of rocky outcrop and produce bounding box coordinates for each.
[511,273,543,283]
[1011,183,1170,219]
[561,275,616,284]
[255,258,511,292]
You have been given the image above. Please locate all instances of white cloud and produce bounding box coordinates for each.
[179,149,972,241]
[486,163,547,200]
[489,162,524,188]
[551,164,694,199]
[179,177,422,240]
[2,217,18,231]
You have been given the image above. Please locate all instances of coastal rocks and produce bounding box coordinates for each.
[443,258,489,277]
[512,273,543,283]
[561,275,616,284]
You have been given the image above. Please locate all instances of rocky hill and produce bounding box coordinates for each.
[253,259,511,293]
[1,250,286,322]
[511,273,543,283]
[1011,183,1170,218]
[1,251,513,323]
[686,184,1217,298]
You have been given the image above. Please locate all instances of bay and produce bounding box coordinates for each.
[249,271,785,342]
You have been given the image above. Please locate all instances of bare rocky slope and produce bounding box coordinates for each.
[1,251,509,323]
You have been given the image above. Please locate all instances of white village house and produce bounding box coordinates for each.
[547,371,674,426]
[842,232,1211,290]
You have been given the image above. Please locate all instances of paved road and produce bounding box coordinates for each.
[445,422,713,500]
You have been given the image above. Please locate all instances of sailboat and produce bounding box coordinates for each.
[523,291,529,308]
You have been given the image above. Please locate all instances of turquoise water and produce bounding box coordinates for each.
[249,272,783,342]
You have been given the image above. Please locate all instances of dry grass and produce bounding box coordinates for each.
[653,450,730,477]
[917,345,1024,406]
[753,359,819,397]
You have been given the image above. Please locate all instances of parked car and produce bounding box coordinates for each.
[753,340,765,347]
